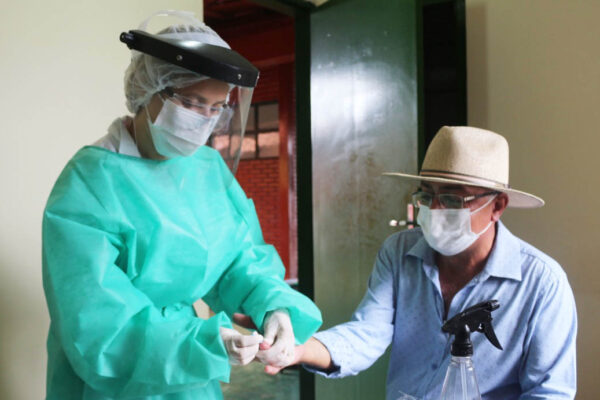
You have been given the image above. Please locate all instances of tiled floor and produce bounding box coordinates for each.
[222,362,299,399]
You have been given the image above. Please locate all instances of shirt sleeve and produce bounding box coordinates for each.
[202,179,322,344]
[518,263,577,399]
[42,210,232,398]
[305,240,397,378]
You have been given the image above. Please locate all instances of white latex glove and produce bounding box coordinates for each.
[256,309,295,368]
[219,327,263,366]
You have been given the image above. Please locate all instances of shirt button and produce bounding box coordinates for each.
[431,363,437,370]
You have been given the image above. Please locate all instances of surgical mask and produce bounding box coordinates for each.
[146,98,220,158]
[417,195,497,256]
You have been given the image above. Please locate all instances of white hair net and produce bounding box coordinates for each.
[124,10,231,114]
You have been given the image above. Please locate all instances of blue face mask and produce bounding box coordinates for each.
[146,98,220,158]
[417,195,497,256]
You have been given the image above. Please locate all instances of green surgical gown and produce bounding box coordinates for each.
[42,146,322,399]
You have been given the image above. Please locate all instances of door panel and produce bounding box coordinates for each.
[310,1,419,399]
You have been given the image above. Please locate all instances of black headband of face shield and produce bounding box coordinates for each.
[120,30,259,88]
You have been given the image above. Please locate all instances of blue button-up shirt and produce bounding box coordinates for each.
[310,222,577,399]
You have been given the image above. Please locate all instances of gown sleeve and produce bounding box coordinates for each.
[202,177,322,343]
[42,160,232,398]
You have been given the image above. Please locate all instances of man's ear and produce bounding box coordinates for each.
[492,193,509,221]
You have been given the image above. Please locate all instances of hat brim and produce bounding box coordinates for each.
[382,172,544,208]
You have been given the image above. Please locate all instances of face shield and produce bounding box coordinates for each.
[208,85,253,174]
[120,11,258,176]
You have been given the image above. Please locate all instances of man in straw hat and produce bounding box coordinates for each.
[257,126,577,399]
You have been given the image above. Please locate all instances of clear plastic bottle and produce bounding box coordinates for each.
[439,356,481,400]
[439,300,503,400]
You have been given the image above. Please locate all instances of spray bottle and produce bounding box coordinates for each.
[439,300,503,400]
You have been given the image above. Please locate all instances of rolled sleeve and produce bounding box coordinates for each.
[303,244,397,378]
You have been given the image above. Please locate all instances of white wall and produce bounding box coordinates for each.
[0,1,202,398]
[466,1,600,398]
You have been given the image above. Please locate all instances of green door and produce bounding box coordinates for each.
[253,0,464,398]
[309,0,419,399]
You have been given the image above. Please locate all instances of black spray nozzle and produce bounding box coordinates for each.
[442,300,503,357]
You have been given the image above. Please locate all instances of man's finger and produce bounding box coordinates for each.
[257,340,296,367]
[255,348,275,365]
[259,342,271,351]
[264,365,284,375]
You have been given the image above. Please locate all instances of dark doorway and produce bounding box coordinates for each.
[419,0,467,162]
[205,0,298,283]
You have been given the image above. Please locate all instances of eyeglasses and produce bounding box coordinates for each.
[162,88,226,116]
[411,190,499,209]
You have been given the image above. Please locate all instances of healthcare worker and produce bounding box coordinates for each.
[42,11,321,400]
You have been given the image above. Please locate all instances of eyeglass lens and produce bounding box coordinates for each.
[412,192,464,209]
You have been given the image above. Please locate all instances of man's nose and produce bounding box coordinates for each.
[430,195,443,209]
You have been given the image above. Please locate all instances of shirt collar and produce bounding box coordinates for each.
[406,221,522,282]
[482,221,522,281]
[115,117,142,157]
[407,229,435,265]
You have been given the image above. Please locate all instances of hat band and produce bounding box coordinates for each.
[420,169,509,189]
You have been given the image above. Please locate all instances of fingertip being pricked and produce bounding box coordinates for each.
[259,342,272,351]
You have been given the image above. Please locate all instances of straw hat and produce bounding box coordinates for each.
[383,126,544,208]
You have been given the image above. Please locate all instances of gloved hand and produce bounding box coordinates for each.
[256,309,295,368]
[219,327,263,366]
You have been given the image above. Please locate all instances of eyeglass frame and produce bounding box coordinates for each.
[411,189,500,209]
[161,87,228,116]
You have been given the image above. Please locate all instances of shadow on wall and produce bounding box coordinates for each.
[465,2,488,128]
[0,256,49,399]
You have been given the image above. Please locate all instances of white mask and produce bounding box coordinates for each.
[146,98,220,158]
[417,195,497,256]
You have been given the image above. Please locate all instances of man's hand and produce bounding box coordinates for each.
[219,327,263,366]
[260,337,334,375]
[260,342,305,375]
[255,309,295,368]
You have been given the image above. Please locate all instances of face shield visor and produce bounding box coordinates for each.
[207,85,253,174]
[120,12,258,178]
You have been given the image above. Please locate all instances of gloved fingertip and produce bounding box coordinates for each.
[250,334,264,346]
[254,332,264,340]
[239,357,253,366]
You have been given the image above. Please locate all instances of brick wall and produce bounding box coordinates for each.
[252,67,278,103]
[236,158,289,275]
